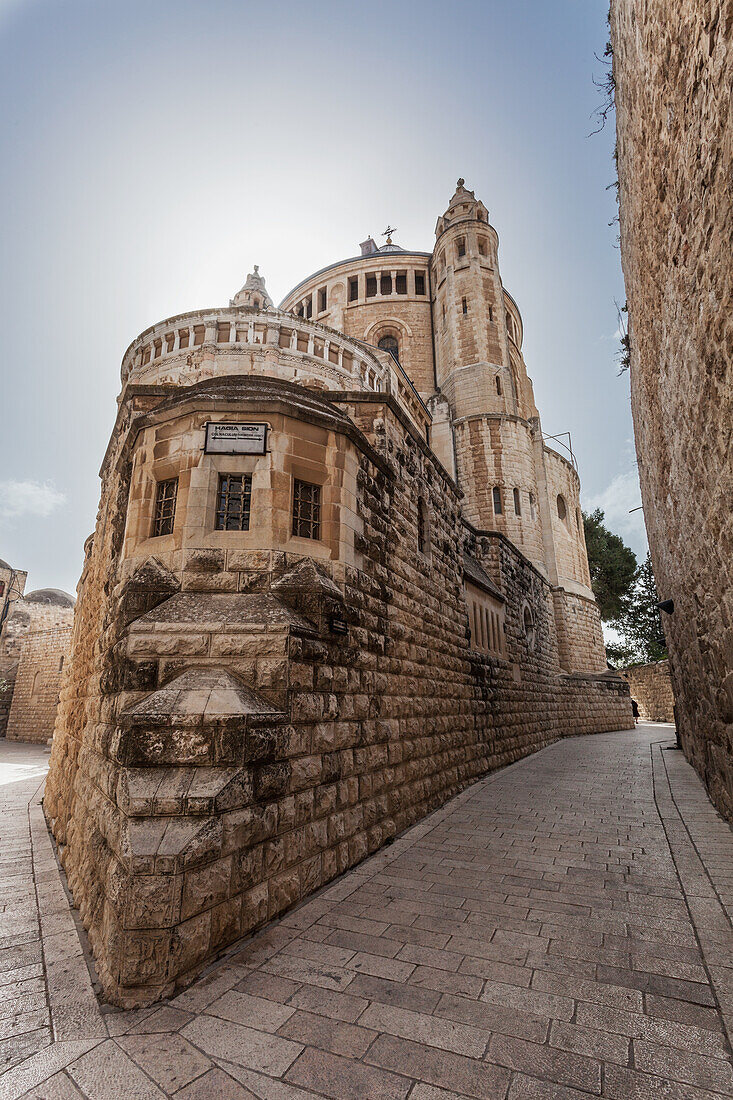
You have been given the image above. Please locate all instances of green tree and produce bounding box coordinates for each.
[583,508,637,621]
[610,552,668,665]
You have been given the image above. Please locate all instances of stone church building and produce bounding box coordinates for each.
[45,181,631,1005]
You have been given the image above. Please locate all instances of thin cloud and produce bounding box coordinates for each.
[585,469,648,559]
[0,479,66,519]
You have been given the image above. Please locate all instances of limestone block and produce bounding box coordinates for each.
[181,856,233,921]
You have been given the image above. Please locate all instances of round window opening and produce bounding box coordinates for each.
[378,335,400,364]
[522,603,536,652]
[556,493,567,522]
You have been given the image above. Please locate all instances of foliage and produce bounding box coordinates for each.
[610,553,668,665]
[583,508,637,621]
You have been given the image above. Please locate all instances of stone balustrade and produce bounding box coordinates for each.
[120,307,431,438]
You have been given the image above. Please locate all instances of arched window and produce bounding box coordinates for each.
[492,487,503,515]
[513,488,521,516]
[495,375,502,396]
[378,335,399,364]
[557,494,567,523]
[529,493,537,521]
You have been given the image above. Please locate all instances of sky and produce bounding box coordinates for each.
[0,0,647,598]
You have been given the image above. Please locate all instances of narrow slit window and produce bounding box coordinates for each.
[513,488,521,515]
[462,297,468,315]
[215,474,252,531]
[152,478,178,537]
[492,486,503,515]
[417,499,429,556]
[414,272,426,295]
[292,479,321,540]
[488,306,494,323]
[495,375,502,395]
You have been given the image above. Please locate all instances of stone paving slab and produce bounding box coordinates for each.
[0,727,732,1098]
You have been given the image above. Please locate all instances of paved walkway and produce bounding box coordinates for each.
[1,726,733,1099]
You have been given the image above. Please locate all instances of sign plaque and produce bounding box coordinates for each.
[204,422,268,455]
[329,615,349,636]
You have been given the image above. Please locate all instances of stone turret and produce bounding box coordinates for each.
[230,265,273,310]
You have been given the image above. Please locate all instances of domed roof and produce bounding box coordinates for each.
[24,589,75,608]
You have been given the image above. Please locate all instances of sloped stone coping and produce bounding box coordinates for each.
[128,592,317,634]
[114,667,288,768]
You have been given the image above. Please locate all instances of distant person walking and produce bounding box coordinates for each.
[631,699,639,724]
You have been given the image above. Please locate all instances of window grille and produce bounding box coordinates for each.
[380,273,392,295]
[366,274,377,298]
[349,277,359,302]
[153,478,178,537]
[414,272,426,295]
[292,479,321,540]
[395,273,407,294]
[215,474,252,531]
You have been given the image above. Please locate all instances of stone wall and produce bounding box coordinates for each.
[611,0,733,819]
[0,659,18,737]
[619,660,675,722]
[45,378,631,1007]
[5,627,72,744]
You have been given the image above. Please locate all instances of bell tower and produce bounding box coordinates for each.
[430,181,543,561]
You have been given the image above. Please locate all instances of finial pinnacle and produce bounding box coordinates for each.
[457,178,465,188]
[382,225,396,245]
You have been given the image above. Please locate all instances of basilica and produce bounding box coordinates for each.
[45,180,631,1005]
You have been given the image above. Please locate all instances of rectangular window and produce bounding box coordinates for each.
[178,328,190,349]
[152,478,178,537]
[305,296,313,319]
[513,488,521,516]
[215,474,252,531]
[414,272,426,295]
[395,272,407,294]
[193,325,205,345]
[462,297,468,315]
[492,486,502,515]
[488,306,494,323]
[366,274,377,298]
[457,237,466,259]
[318,287,327,312]
[292,479,321,540]
[217,323,230,343]
[478,237,487,256]
[380,273,392,295]
[349,276,359,302]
